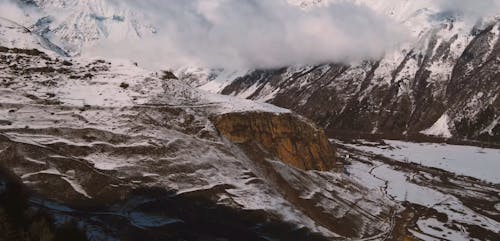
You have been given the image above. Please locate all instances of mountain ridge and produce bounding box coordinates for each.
[1,1,500,240]
[192,1,500,143]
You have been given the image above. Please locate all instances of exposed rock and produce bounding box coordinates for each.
[212,112,335,171]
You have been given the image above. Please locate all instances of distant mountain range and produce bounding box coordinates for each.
[9,0,500,143]
[196,0,500,143]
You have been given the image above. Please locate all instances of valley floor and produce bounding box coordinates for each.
[335,139,500,241]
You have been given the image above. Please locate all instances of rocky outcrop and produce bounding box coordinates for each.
[212,112,335,171]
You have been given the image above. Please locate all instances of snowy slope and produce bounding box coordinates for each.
[0,15,68,56]
[1,2,499,239]
[197,1,500,143]
[17,0,157,56]
[0,16,39,49]
[0,44,397,240]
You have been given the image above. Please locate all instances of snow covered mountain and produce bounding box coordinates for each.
[11,0,156,56]
[1,40,498,240]
[193,0,500,143]
[0,11,393,240]
[0,19,405,240]
[1,1,500,241]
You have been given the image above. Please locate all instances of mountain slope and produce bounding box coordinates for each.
[1,2,499,240]
[196,1,500,143]
[15,0,156,56]
[0,33,401,239]
[0,15,68,56]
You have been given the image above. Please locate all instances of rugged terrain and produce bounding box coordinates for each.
[0,17,397,240]
[337,139,500,241]
[9,0,500,143]
[188,1,500,144]
[1,1,499,241]
[0,42,497,241]
[213,112,335,171]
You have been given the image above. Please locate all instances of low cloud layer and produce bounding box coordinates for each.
[0,0,38,23]
[6,0,500,69]
[437,0,500,19]
[94,0,407,69]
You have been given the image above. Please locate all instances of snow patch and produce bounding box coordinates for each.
[417,218,470,241]
[61,177,92,199]
[21,168,61,179]
[25,157,46,165]
[371,164,446,206]
[343,140,500,184]
[481,116,499,136]
[408,229,440,241]
[421,114,452,138]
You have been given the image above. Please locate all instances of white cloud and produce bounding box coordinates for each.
[92,0,408,69]
[9,0,500,69]
[437,0,500,19]
[0,0,37,23]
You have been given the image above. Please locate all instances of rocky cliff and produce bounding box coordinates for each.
[212,112,335,171]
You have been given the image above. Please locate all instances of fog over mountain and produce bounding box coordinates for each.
[437,0,500,19]
[97,0,500,68]
[1,1,500,241]
[96,0,407,68]
[0,0,407,68]
[3,0,500,68]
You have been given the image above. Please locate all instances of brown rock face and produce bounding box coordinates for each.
[212,112,335,171]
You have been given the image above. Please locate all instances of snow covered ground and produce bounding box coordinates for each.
[339,140,500,241]
[0,43,391,239]
[341,139,500,184]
